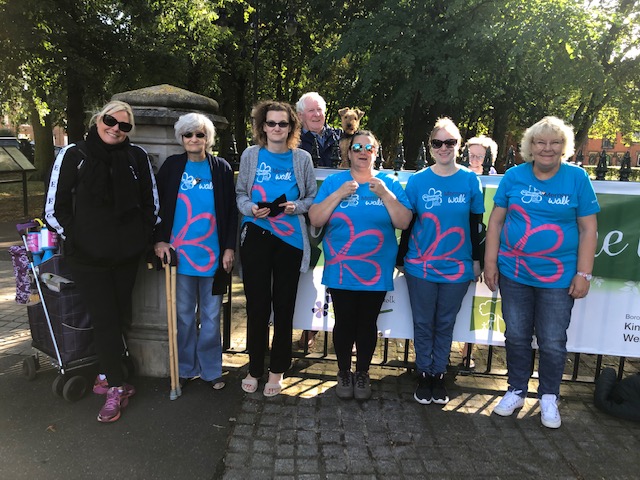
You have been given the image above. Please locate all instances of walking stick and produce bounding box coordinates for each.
[164,249,180,400]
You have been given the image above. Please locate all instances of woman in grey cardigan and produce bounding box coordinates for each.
[236,100,317,397]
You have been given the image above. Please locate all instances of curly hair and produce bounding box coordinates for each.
[520,116,575,162]
[251,100,301,150]
[466,135,498,163]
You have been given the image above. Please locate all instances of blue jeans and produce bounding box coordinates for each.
[406,273,469,375]
[176,274,223,382]
[499,275,574,397]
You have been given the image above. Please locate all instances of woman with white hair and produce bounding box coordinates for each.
[154,113,238,393]
[466,135,498,175]
[485,116,599,428]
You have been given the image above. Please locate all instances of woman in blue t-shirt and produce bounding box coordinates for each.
[236,101,317,397]
[403,118,485,406]
[309,130,412,401]
[485,116,599,429]
[154,113,238,392]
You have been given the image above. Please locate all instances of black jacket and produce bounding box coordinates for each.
[45,141,159,266]
[299,126,342,167]
[154,153,238,292]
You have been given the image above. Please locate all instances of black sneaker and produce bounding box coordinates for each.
[336,370,354,399]
[353,371,372,401]
[431,373,449,404]
[414,372,432,404]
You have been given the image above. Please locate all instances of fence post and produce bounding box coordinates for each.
[619,151,632,181]
[595,150,608,180]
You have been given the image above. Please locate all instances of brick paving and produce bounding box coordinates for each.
[2,254,640,479]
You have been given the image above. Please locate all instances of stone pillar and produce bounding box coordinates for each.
[111,84,228,377]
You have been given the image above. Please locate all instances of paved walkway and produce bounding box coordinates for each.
[1,251,640,478]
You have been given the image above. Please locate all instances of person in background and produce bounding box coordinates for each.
[154,113,237,392]
[236,100,317,397]
[403,118,484,405]
[466,135,498,176]
[296,92,342,168]
[459,134,498,369]
[309,130,412,401]
[45,100,159,423]
[485,116,599,428]
[295,92,342,349]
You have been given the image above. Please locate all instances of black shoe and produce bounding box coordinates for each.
[353,371,371,401]
[414,372,432,404]
[336,370,353,399]
[431,373,449,404]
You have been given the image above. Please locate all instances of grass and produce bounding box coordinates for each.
[0,180,45,223]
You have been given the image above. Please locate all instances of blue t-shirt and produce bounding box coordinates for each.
[171,160,220,277]
[242,148,303,250]
[314,170,411,291]
[493,162,600,288]
[404,167,484,283]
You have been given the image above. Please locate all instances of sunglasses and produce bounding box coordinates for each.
[265,121,290,128]
[430,139,458,149]
[351,143,377,153]
[102,114,133,132]
[183,132,206,138]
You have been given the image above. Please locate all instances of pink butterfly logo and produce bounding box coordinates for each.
[324,212,383,286]
[405,212,465,280]
[171,193,217,272]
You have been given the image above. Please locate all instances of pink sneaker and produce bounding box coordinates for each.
[93,375,109,395]
[97,387,128,423]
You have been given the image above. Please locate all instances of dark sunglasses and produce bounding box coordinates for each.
[183,132,206,138]
[430,139,458,149]
[265,121,290,128]
[351,143,377,153]
[102,114,133,132]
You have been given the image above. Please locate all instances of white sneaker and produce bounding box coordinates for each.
[540,394,561,428]
[493,390,525,416]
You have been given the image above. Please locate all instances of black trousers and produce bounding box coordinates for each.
[240,223,302,378]
[70,260,138,387]
[330,288,386,372]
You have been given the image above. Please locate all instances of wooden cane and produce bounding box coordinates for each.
[170,262,180,398]
[165,262,179,400]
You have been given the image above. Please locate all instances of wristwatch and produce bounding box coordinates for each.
[577,271,593,281]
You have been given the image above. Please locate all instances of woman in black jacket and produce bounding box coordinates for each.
[154,113,237,392]
[45,100,159,423]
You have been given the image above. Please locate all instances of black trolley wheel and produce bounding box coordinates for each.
[62,375,88,402]
[52,375,65,398]
[22,356,38,381]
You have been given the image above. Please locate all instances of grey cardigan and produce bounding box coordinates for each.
[236,145,317,272]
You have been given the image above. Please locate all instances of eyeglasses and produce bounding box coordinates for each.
[265,121,290,128]
[351,143,377,153]
[102,114,133,132]
[468,154,485,161]
[183,132,206,138]
[430,139,458,149]
[533,139,563,149]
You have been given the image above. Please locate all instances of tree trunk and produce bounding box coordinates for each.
[491,102,511,172]
[401,92,430,170]
[66,69,86,143]
[29,100,54,182]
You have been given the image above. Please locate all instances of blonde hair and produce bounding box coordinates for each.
[428,117,462,158]
[90,101,135,133]
[520,116,575,162]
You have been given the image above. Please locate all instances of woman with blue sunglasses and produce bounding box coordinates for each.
[309,130,412,400]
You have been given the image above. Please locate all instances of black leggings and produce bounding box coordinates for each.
[240,223,302,378]
[330,288,386,372]
[70,261,138,387]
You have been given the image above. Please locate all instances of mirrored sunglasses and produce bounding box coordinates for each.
[351,143,377,153]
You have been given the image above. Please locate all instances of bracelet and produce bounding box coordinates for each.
[577,271,593,281]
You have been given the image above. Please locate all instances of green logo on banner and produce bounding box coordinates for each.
[470,296,505,333]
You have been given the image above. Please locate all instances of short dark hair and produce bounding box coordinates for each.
[251,100,301,150]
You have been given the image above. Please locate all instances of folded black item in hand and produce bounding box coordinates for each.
[257,194,287,217]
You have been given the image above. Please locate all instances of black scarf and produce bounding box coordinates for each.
[84,126,140,219]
